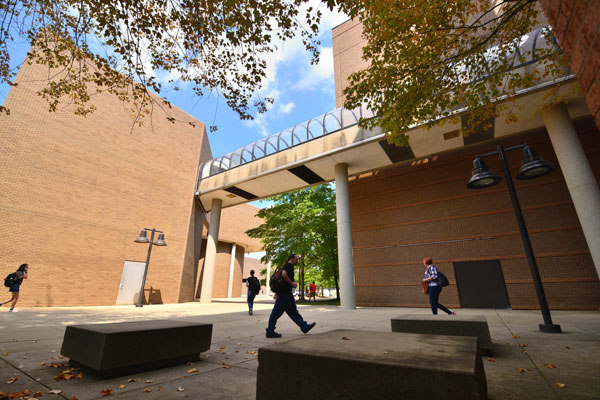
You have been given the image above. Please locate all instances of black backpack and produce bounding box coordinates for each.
[4,272,17,288]
[249,276,261,295]
[269,269,286,293]
[436,270,450,287]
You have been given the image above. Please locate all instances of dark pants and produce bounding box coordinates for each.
[247,291,256,311]
[266,291,308,334]
[429,285,452,315]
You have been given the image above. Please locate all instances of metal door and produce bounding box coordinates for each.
[454,260,510,309]
[116,261,146,305]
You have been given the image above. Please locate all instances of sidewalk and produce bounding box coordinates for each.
[1,303,599,399]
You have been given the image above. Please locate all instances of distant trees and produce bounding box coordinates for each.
[246,184,339,300]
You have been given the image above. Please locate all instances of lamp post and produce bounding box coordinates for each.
[467,144,561,333]
[134,228,167,307]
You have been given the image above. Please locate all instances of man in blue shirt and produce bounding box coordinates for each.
[266,254,316,338]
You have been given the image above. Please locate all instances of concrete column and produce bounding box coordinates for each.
[227,243,237,298]
[199,198,222,303]
[542,104,600,278]
[335,163,356,310]
[266,261,272,296]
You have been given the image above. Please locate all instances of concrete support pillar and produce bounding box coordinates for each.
[335,163,356,310]
[542,104,600,278]
[199,199,222,303]
[266,261,272,296]
[227,243,237,298]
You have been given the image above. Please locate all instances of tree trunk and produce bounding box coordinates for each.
[299,262,305,301]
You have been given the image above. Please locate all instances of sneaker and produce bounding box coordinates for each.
[302,322,316,334]
[451,312,456,315]
[9,309,17,313]
[266,332,282,338]
[249,310,253,315]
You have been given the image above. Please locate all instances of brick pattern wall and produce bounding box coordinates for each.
[349,118,600,310]
[0,60,210,306]
[541,0,600,129]
[196,240,245,299]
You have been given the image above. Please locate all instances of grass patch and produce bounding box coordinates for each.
[296,298,340,306]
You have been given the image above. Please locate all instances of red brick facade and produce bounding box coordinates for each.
[349,119,600,310]
[541,0,600,129]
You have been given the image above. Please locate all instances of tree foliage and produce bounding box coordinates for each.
[333,0,570,146]
[0,0,323,127]
[246,184,339,299]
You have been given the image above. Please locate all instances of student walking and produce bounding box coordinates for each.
[266,254,316,338]
[246,269,260,315]
[308,281,317,302]
[422,258,455,316]
[1,264,29,312]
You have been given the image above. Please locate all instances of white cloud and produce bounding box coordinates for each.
[292,46,334,92]
[278,101,295,114]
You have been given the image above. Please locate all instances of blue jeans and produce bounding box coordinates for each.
[247,291,256,311]
[266,291,309,333]
[429,285,452,315]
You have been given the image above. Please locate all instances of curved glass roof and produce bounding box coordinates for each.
[198,105,375,180]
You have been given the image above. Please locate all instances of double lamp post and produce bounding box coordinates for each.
[134,228,167,307]
[467,143,561,333]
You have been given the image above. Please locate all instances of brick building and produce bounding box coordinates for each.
[0,60,262,307]
[332,17,600,310]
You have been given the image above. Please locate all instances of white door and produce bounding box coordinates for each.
[116,261,146,305]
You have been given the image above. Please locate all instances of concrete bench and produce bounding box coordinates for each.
[60,320,212,377]
[391,315,493,356]
[256,329,487,400]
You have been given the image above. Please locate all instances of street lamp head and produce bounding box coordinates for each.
[516,145,556,180]
[467,157,502,189]
[134,230,150,243]
[154,232,167,246]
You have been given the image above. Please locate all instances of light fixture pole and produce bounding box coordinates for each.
[467,144,561,333]
[134,228,167,307]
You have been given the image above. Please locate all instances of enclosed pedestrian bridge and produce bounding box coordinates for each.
[195,27,587,213]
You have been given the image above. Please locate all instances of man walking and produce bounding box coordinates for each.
[266,254,316,338]
[246,270,260,315]
[308,281,316,302]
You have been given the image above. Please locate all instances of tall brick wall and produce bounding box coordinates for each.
[0,59,211,306]
[349,118,600,310]
[541,0,600,129]
[195,240,245,298]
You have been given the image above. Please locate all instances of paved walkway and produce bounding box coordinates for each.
[1,301,598,399]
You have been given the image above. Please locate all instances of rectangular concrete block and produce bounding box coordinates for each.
[391,315,494,355]
[257,329,487,400]
[60,320,212,377]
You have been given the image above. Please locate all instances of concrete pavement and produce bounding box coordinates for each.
[1,300,599,399]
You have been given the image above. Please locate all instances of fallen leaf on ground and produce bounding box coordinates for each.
[143,388,151,393]
[100,389,112,396]
[145,380,153,384]
[519,344,528,347]
[7,377,18,384]
[544,363,556,368]
[516,368,528,373]
[127,378,136,382]
[341,337,350,341]
[118,385,126,389]
[18,364,25,368]
[187,362,194,365]
[187,368,199,373]
[70,397,79,400]
[49,363,62,368]
[555,382,567,388]
[40,363,46,366]
[158,386,164,391]
[177,387,185,392]
[565,346,570,349]
[512,335,520,338]
[48,390,63,395]
[1,352,8,356]
[222,361,232,369]
[181,376,187,379]
[1,389,32,398]
[487,358,496,362]
[249,351,257,355]
[33,391,44,397]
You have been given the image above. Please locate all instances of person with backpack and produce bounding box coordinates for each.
[246,269,261,315]
[422,257,455,316]
[265,254,316,338]
[2,264,29,312]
